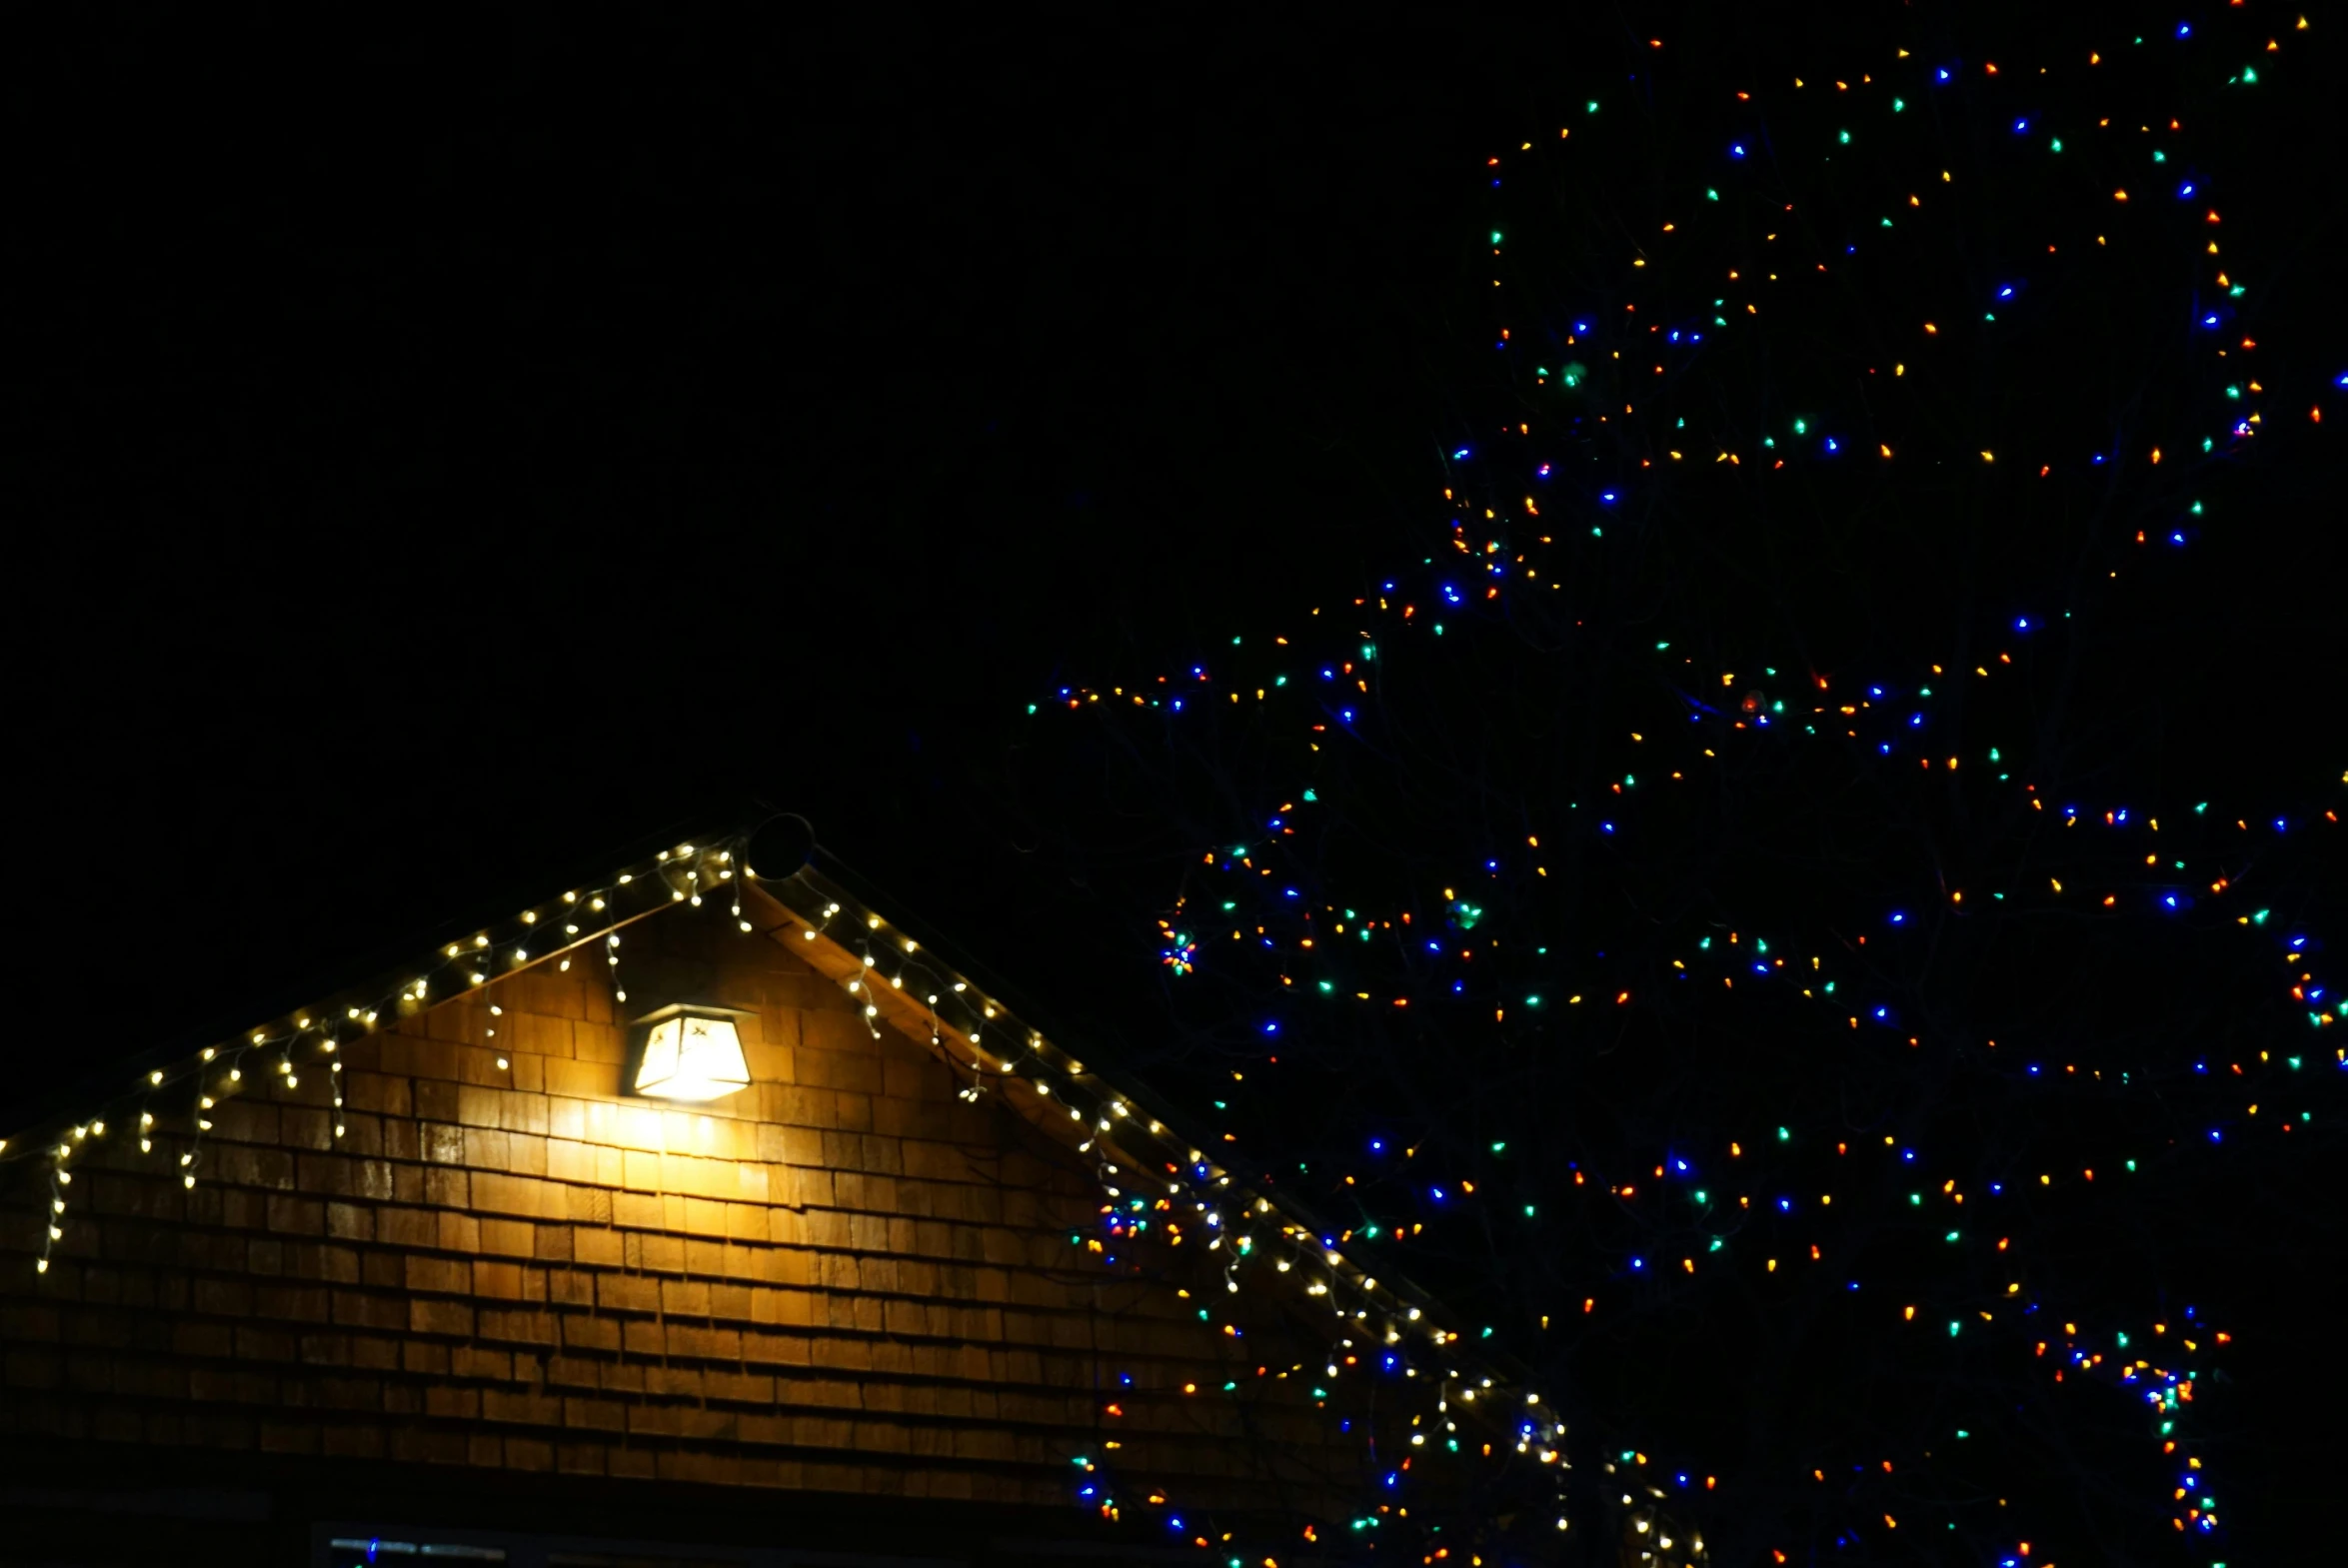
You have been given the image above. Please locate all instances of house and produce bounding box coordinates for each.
[0,811,1667,1567]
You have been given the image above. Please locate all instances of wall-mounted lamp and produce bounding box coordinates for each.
[629,1003,756,1101]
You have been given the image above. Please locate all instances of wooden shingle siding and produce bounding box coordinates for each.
[0,890,1350,1518]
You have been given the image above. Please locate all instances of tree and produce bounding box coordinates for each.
[1009,8,2345,1563]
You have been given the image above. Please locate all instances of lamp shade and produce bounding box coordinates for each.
[629,1003,755,1101]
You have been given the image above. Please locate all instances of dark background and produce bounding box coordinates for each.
[6,2,2344,1554]
[6,5,1503,1090]
[12,0,2339,1107]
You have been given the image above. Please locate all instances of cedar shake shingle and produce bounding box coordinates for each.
[0,889,1357,1519]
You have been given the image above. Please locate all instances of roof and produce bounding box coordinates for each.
[3,803,1574,1526]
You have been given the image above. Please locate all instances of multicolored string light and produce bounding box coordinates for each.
[1034,8,2339,1561]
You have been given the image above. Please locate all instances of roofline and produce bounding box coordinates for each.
[5,803,774,1149]
[801,844,1358,1251]
[756,856,1551,1417]
[794,842,1544,1391]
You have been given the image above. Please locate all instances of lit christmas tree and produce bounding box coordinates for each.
[1017,8,2343,1563]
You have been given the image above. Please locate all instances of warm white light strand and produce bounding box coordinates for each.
[7,837,746,1278]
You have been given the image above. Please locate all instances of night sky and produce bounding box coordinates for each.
[12,6,1500,1098]
[10,4,2347,1558]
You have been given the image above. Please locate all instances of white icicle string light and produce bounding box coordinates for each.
[8,836,1587,1533]
[7,836,752,1280]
